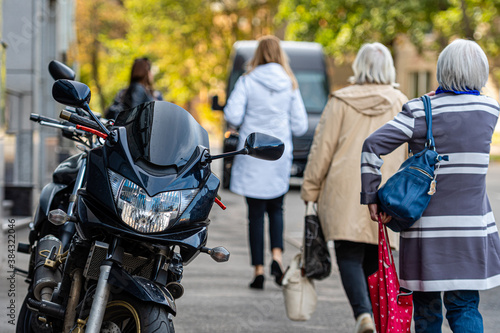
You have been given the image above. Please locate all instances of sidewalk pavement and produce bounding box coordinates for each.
[172,187,361,333]
[170,185,461,333]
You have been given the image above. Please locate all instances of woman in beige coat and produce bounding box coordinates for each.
[301,43,407,333]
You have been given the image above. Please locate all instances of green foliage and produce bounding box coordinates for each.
[277,0,500,62]
[74,0,279,134]
[72,0,500,134]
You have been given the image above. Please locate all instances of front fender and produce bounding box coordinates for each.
[107,262,176,315]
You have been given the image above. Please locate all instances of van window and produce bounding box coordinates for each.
[295,71,328,113]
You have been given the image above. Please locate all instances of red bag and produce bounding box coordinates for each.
[368,221,413,333]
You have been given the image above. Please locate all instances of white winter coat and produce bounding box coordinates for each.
[224,63,308,199]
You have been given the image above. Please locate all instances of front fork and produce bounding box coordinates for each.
[60,157,87,250]
[85,238,123,333]
[85,262,113,333]
[84,241,180,332]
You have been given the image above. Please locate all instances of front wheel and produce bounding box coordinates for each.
[99,294,174,333]
[17,292,52,333]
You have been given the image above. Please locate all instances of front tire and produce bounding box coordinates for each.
[16,295,34,333]
[100,294,174,333]
[17,292,52,333]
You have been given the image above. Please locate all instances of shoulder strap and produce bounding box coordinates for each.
[421,95,435,149]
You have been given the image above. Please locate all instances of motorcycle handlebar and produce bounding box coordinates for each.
[30,114,87,137]
[30,113,61,124]
[60,110,103,131]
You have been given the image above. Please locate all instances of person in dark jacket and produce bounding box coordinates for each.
[106,57,162,120]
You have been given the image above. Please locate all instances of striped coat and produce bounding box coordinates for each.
[361,93,500,292]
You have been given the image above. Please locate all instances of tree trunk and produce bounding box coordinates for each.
[89,1,105,113]
[460,0,474,40]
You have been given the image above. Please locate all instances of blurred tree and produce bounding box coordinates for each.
[71,0,500,116]
[277,0,500,63]
[73,0,282,125]
[72,0,128,113]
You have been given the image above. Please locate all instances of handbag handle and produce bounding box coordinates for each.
[305,201,317,215]
[301,202,317,271]
[378,217,394,267]
[421,95,434,149]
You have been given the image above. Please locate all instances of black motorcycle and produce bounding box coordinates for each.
[17,75,284,333]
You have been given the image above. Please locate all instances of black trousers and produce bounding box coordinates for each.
[334,240,378,318]
[245,195,284,266]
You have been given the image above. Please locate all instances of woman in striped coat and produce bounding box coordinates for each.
[361,39,500,332]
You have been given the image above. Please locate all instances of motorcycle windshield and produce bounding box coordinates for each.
[114,101,209,168]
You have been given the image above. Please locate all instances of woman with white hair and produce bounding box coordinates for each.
[361,39,500,332]
[301,42,408,333]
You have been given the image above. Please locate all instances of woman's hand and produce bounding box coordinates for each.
[368,204,379,221]
[379,211,392,224]
[368,203,392,224]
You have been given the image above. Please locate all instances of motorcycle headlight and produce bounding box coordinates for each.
[108,170,198,233]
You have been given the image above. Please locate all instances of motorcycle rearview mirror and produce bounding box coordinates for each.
[52,79,91,109]
[244,132,284,161]
[207,132,284,162]
[48,60,76,81]
[52,79,113,139]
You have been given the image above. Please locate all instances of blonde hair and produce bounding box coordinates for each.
[436,39,489,91]
[245,35,298,90]
[349,42,397,87]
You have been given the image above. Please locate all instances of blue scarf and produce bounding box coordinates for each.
[435,86,480,95]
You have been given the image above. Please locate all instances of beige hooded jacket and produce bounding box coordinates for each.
[301,84,408,248]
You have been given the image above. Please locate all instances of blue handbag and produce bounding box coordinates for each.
[377,95,448,232]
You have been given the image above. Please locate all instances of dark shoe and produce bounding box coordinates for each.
[249,275,264,289]
[270,260,284,286]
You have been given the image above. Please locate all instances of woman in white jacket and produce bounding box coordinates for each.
[224,36,308,289]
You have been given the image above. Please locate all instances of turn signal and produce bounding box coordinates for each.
[201,246,230,262]
[48,209,70,225]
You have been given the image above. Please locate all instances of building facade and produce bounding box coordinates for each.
[2,0,75,216]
